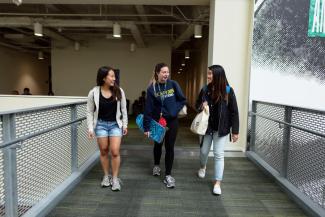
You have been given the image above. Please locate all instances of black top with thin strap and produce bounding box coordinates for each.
[98,91,117,121]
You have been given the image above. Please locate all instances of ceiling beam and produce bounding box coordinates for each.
[172,24,194,49]
[0,0,209,5]
[127,22,146,48]
[0,17,187,27]
[135,5,151,34]
[0,40,34,53]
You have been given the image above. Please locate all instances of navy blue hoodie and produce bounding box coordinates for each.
[143,79,186,132]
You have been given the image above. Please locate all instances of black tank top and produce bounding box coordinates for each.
[98,91,117,122]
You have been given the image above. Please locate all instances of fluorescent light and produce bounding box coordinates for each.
[34,22,43,37]
[130,43,136,52]
[194,24,202,38]
[12,0,22,6]
[113,23,121,38]
[177,71,181,74]
[181,61,185,66]
[74,41,80,51]
[185,50,190,59]
[38,51,44,60]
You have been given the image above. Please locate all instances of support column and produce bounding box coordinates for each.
[207,0,254,151]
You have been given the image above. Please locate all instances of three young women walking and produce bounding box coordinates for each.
[87,66,128,191]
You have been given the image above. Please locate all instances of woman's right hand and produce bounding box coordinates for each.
[88,130,95,139]
[144,131,150,138]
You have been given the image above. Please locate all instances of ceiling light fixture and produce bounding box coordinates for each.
[74,41,80,51]
[130,43,136,52]
[34,22,43,37]
[38,51,44,60]
[185,50,190,59]
[113,23,121,38]
[12,0,22,6]
[194,24,202,38]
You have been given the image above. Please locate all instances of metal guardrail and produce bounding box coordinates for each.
[0,101,99,217]
[247,100,325,217]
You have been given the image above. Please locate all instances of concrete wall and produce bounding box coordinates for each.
[52,38,171,106]
[0,46,49,95]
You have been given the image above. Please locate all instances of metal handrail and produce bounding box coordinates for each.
[0,100,87,116]
[252,100,325,114]
[0,117,86,149]
[249,111,325,138]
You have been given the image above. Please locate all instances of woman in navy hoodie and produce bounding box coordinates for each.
[144,63,186,188]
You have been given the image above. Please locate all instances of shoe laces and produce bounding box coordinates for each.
[112,177,123,185]
[166,175,175,183]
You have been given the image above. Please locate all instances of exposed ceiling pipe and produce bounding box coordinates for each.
[0,12,173,17]
[175,6,190,22]
[0,0,210,5]
[0,17,189,27]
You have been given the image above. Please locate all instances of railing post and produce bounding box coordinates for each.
[281,106,292,178]
[71,105,78,173]
[249,101,257,152]
[3,114,18,217]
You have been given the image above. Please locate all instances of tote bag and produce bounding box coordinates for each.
[190,105,209,135]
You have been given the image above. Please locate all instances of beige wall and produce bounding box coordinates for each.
[0,46,49,95]
[52,38,171,105]
[208,0,254,150]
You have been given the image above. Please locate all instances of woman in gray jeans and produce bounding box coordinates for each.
[195,65,239,195]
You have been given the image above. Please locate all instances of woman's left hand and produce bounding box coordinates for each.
[123,128,128,135]
[232,134,239,142]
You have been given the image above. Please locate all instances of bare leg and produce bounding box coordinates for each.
[110,136,121,177]
[97,137,110,176]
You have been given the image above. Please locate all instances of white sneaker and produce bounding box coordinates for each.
[152,165,161,176]
[101,175,112,187]
[163,175,176,188]
[111,177,122,191]
[197,168,206,178]
[213,185,222,195]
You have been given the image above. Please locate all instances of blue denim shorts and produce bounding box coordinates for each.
[95,120,122,137]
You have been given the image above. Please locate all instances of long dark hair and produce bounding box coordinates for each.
[207,65,229,103]
[96,66,121,101]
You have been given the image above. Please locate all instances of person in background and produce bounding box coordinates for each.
[87,66,128,191]
[195,65,239,195]
[143,63,186,188]
[22,88,32,95]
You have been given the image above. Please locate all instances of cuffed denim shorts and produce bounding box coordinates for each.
[95,120,122,137]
